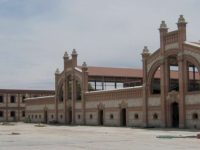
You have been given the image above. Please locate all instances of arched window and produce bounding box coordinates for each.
[134,114,139,119]
[168,55,179,92]
[153,114,158,119]
[78,114,81,119]
[76,81,81,100]
[90,114,93,119]
[59,84,64,102]
[193,113,198,119]
[68,76,72,99]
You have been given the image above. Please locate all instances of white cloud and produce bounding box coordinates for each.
[0,0,200,90]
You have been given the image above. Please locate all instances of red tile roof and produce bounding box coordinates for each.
[82,66,199,80]
[87,66,142,78]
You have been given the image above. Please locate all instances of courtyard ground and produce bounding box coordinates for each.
[0,123,200,150]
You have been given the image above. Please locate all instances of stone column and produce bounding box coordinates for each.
[82,62,88,124]
[159,21,168,128]
[141,46,151,127]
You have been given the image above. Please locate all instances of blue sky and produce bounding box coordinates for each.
[0,0,200,90]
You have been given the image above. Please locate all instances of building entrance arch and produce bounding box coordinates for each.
[99,109,104,125]
[121,108,126,126]
[68,107,72,124]
[171,102,179,127]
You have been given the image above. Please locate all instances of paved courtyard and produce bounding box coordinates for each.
[0,123,200,150]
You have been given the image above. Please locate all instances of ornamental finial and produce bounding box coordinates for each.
[72,49,77,55]
[82,62,87,68]
[63,51,69,58]
[55,68,60,75]
[159,21,168,29]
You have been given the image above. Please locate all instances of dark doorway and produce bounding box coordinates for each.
[44,111,48,124]
[121,108,126,126]
[172,102,179,127]
[99,110,103,125]
[69,108,72,124]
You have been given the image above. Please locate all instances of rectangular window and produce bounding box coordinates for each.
[0,111,3,117]
[22,96,25,103]
[11,96,15,103]
[22,111,25,117]
[0,96,3,103]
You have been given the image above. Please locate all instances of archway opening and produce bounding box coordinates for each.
[99,110,103,125]
[151,67,161,94]
[68,76,72,100]
[76,81,81,100]
[187,61,200,91]
[121,108,126,126]
[171,102,179,127]
[59,84,64,102]
[168,55,179,92]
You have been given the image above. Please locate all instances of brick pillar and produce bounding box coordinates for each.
[177,15,187,128]
[71,49,78,124]
[63,52,69,124]
[82,62,88,124]
[55,68,60,121]
[141,46,151,127]
[159,21,168,128]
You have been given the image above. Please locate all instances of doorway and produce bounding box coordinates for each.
[171,102,179,127]
[99,110,103,125]
[121,108,126,126]
[44,111,48,124]
[69,108,72,124]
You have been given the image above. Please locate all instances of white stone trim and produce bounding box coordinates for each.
[184,41,200,48]
[24,95,55,101]
[66,67,72,72]
[165,42,179,51]
[75,67,82,72]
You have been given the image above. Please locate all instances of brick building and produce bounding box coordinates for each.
[24,15,200,128]
[0,89,54,122]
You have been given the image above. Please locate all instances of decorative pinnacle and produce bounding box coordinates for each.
[55,68,60,74]
[159,21,168,29]
[177,15,187,24]
[82,62,87,68]
[25,93,29,98]
[63,51,69,58]
[142,46,150,54]
[72,49,77,55]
